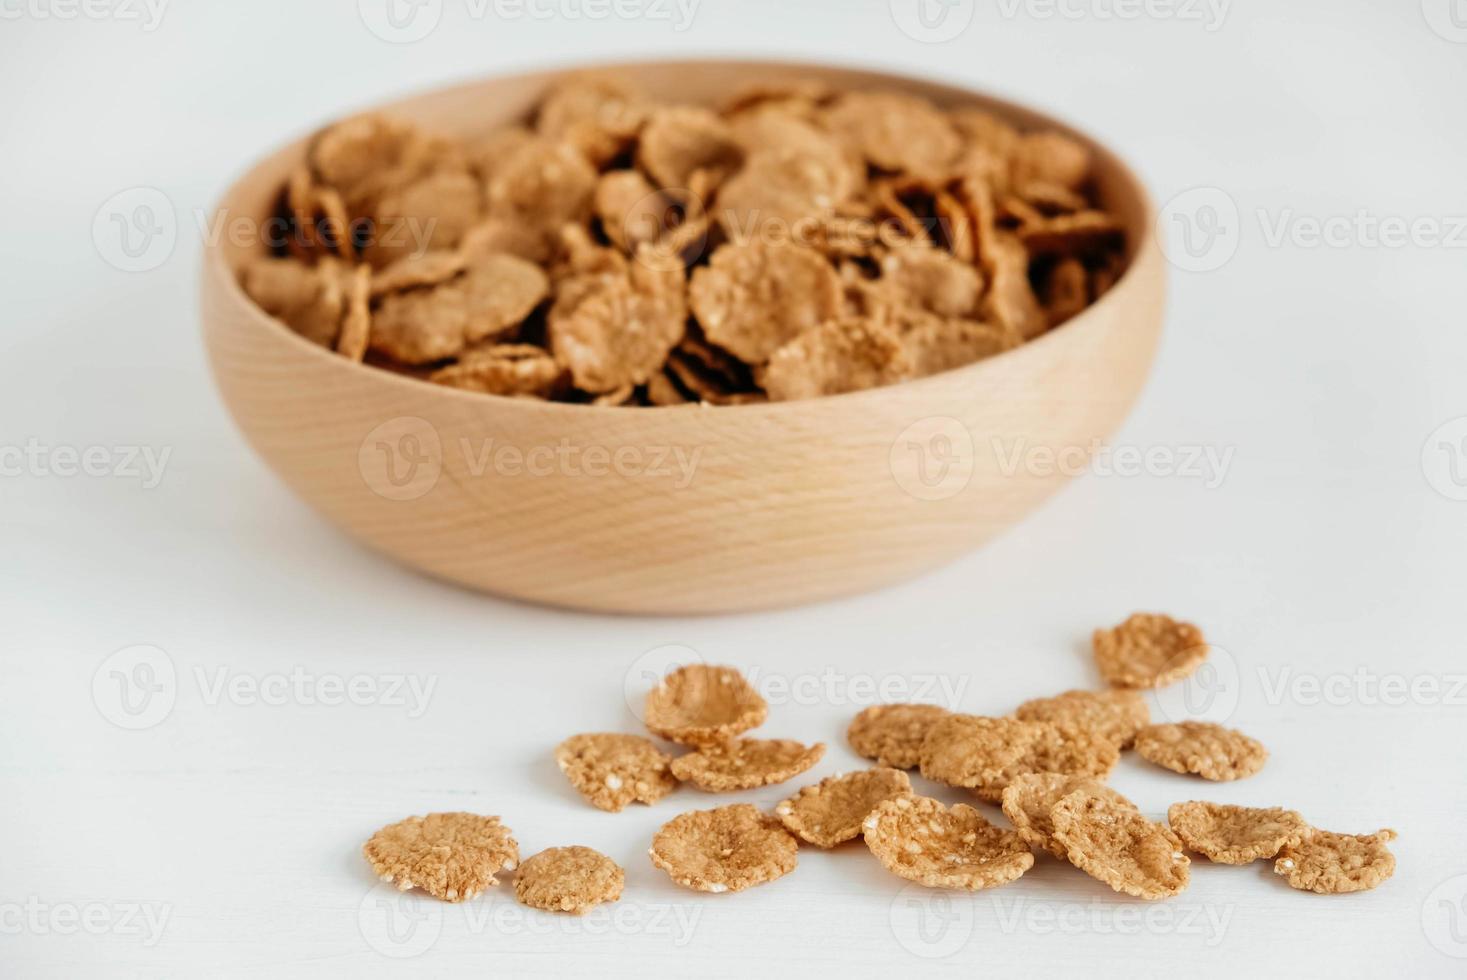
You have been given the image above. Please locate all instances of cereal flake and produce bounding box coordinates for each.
[362,812,519,903]
[513,846,624,914]
[1134,722,1268,782]
[1167,801,1308,864]
[649,804,798,893]
[863,796,1034,891]
[775,767,913,848]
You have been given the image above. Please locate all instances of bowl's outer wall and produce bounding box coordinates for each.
[201,60,1166,614]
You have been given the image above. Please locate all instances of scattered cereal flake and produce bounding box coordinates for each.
[547,257,687,393]
[1013,689,1151,750]
[370,253,549,365]
[637,106,744,191]
[847,703,950,769]
[1051,790,1190,901]
[1167,801,1308,865]
[366,170,482,267]
[670,738,826,792]
[649,804,798,893]
[554,733,678,812]
[1093,612,1208,690]
[917,715,1049,788]
[822,92,960,176]
[335,264,372,362]
[1040,256,1090,328]
[362,812,519,903]
[688,240,842,363]
[1001,774,1136,859]
[1273,828,1397,894]
[760,316,911,401]
[370,250,468,298]
[863,795,1034,890]
[240,256,343,349]
[428,343,564,397]
[535,73,649,167]
[775,768,912,848]
[643,664,768,746]
[979,231,1047,341]
[971,727,1120,803]
[878,243,984,319]
[1134,722,1268,782]
[513,846,624,914]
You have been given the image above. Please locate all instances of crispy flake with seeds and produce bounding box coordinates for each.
[863,795,1034,891]
[1051,790,1190,901]
[1093,612,1208,689]
[847,703,950,770]
[513,846,625,914]
[1273,828,1397,894]
[1167,801,1308,864]
[643,664,768,746]
[775,768,912,848]
[1013,689,1150,750]
[670,738,825,792]
[1001,774,1136,860]
[649,804,798,893]
[554,733,679,812]
[688,240,842,363]
[1134,722,1268,782]
[362,812,519,903]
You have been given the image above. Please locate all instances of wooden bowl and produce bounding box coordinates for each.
[201,59,1165,615]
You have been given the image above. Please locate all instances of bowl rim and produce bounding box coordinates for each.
[203,55,1159,418]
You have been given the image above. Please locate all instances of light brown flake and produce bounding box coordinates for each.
[862,796,1034,891]
[1021,210,1126,259]
[1092,612,1209,689]
[1013,689,1151,750]
[969,725,1120,804]
[366,169,482,267]
[847,703,950,769]
[335,263,372,362]
[1273,828,1398,894]
[535,73,648,167]
[775,768,912,848]
[643,664,767,746]
[594,170,666,253]
[241,256,344,349]
[760,316,911,401]
[428,343,564,397]
[649,804,798,893]
[1041,256,1090,328]
[979,231,1047,341]
[484,136,597,237]
[1167,801,1308,864]
[895,309,1019,378]
[918,715,1042,788]
[1001,774,1136,859]
[1009,131,1091,191]
[822,92,960,176]
[688,240,841,363]
[1051,790,1190,901]
[637,106,743,191]
[554,733,678,812]
[370,252,549,364]
[513,846,624,914]
[547,256,687,394]
[1134,722,1268,782]
[370,250,467,298]
[362,812,519,903]
[670,738,825,792]
[878,243,984,318]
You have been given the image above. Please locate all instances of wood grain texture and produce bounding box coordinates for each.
[199,59,1166,614]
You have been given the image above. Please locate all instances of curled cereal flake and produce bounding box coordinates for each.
[1009,131,1091,191]
[644,664,767,746]
[535,73,648,167]
[1001,774,1135,859]
[949,109,1022,168]
[847,703,950,769]
[362,812,519,903]
[646,369,690,406]
[688,241,841,364]
[896,310,1018,379]
[1134,722,1268,782]
[1051,790,1190,901]
[547,258,686,393]
[716,150,844,244]
[311,114,421,209]
[917,715,1049,788]
[971,728,1120,804]
[335,264,373,363]
[670,738,825,792]
[1167,801,1308,865]
[513,847,624,914]
[1092,612,1208,690]
[877,243,984,318]
[594,170,665,253]
[723,77,834,117]
[485,137,597,238]
[460,216,556,266]
[554,733,678,812]
[370,250,467,298]
[775,768,912,848]
[466,126,537,188]
[428,344,564,398]
[1040,256,1090,328]
[649,804,798,893]
[1013,689,1151,750]
[637,107,743,191]
[863,796,1034,891]
[366,170,482,267]
[1273,828,1397,894]
[370,253,549,365]
[1021,211,1126,260]
[241,256,344,349]
[979,232,1047,341]
[728,110,865,202]
[822,92,960,176]
[760,316,911,402]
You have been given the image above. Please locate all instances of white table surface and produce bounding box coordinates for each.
[4,1,1466,976]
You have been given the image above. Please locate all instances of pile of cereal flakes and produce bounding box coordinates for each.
[243,73,1128,405]
[361,613,1396,913]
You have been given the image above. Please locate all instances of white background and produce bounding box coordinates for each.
[3,1,1466,976]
